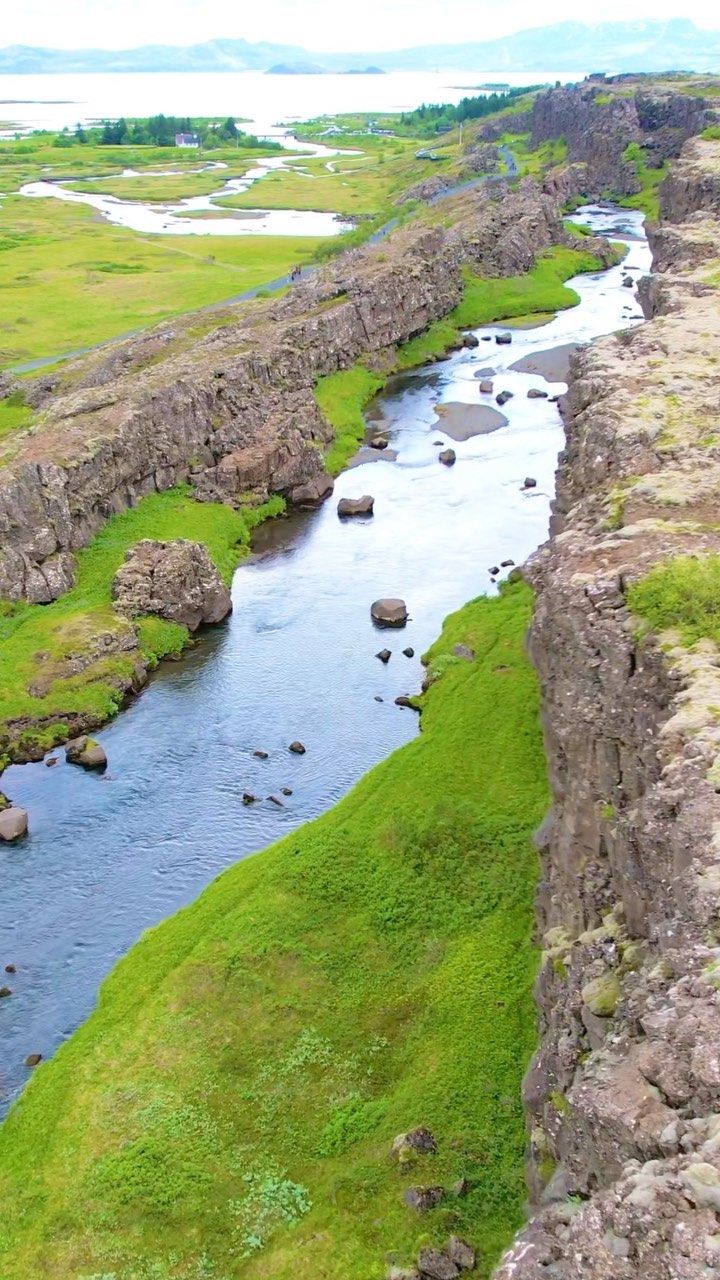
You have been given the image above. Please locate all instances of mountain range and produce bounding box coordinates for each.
[1,19,720,75]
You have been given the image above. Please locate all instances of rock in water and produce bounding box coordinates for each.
[65,736,107,771]
[25,1054,42,1068]
[112,539,232,632]
[403,647,415,658]
[496,390,514,406]
[439,449,456,466]
[478,379,494,393]
[370,435,389,450]
[495,332,512,345]
[376,649,392,663]
[288,471,334,508]
[527,388,548,399]
[371,599,408,628]
[0,808,28,842]
[462,333,479,348]
[289,741,306,754]
[337,495,374,517]
[522,476,538,489]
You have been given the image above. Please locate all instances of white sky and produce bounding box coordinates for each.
[2,0,718,52]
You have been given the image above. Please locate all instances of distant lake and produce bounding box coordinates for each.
[0,69,585,134]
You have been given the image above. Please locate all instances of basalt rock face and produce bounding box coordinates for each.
[0,182,579,604]
[112,540,232,630]
[494,138,720,1279]
[532,79,716,201]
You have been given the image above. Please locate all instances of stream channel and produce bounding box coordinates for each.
[0,206,651,1112]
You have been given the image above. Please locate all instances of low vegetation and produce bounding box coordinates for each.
[627,555,720,648]
[615,142,667,220]
[0,196,326,367]
[0,579,546,1279]
[0,488,283,759]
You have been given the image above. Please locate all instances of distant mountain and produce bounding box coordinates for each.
[1,19,719,76]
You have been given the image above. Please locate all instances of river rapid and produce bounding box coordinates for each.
[0,207,650,1112]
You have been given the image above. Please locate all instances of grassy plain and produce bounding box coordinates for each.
[0,488,284,760]
[0,580,546,1280]
[0,195,326,367]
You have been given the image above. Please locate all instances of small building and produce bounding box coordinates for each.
[175,133,200,147]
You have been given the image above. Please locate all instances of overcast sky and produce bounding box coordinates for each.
[2,0,718,51]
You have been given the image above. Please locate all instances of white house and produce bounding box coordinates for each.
[175,133,200,148]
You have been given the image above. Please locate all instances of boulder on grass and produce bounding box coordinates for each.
[65,737,107,771]
[113,539,232,632]
[338,495,374,518]
[371,599,408,628]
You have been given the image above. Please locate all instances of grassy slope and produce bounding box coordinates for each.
[627,555,720,646]
[0,581,546,1280]
[318,244,612,474]
[0,488,283,758]
[0,197,327,367]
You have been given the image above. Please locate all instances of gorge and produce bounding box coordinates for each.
[2,75,720,1280]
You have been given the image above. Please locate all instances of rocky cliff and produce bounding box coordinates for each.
[495,137,720,1278]
[0,181,590,605]
[532,78,717,200]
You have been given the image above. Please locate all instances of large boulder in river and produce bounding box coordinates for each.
[0,807,28,842]
[338,495,374,518]
[65,736,107,771]
[112,540,232,632]
[371,598,408,627]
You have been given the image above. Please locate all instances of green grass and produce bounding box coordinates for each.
[627,555,720,648]
[615,143,668,220]
[60,163,263,202]
[316,366,385,473]
[0,579,546,1280]
[0,391,33,438]
[0,487,284,759]
[499,133,568,177]
[316,245,614,468]
[0,196,330,368]
[701,126,720,140]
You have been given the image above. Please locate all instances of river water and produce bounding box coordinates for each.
[0,207,650,1111]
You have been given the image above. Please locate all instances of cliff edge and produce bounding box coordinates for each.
[495,137,720,1277]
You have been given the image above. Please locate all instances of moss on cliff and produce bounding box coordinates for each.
[317,244,615,472]
[0,487,284,761]
[0,580,546,1280]
[615,143,668,220]
[627,555,720,649]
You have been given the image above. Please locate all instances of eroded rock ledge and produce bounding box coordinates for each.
[495,138,720,1278]
[0,180,594,604]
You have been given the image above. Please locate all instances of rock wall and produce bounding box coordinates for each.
[532,79,716,200]
[0,182,589,604]
[494,137,720,1278]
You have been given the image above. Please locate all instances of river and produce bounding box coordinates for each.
[0,206,651,1112]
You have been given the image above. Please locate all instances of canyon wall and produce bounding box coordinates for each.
[0,182,592,605]
[532,80,716,199]
[495,137,720,1278]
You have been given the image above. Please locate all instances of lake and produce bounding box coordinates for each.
[0,68,585,135]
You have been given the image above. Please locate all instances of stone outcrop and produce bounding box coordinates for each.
[494,136,720,1279]
[112,539,232,630]
[371,598,408,627]
[533,78,717,202]
[0,181,608,604]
